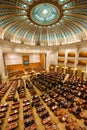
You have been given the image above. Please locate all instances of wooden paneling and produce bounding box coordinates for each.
[78,60,87,66]
[67,67,74,74]
[22,56,29,65]
[68,52,75,57]
[40,53,45,67]
[58,59,64,63]
[58,66,62,73]
[7,63,41,72]
[77,69,84,79]
[28,63,41,69]
[75,70,77,77]
[67,59,75,64]
[70,68,74,74]
[77,69,82,78]
[79,52,87,57]
[7,64,23,71]
[49,64,55,72]
[58,52,65,57]
[6,53,45,72]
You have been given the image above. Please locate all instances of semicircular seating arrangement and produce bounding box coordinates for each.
[0,72,87,130]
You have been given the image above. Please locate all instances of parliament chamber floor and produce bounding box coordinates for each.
[0,72,87,130]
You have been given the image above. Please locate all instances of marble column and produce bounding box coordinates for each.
[74,47,78,75]
[46,51,58,72]
[0,48,7,82]
[64,49,68,74]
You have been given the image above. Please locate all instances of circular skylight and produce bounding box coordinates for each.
[31,3,60,25]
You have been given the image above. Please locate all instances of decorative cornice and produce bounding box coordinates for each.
[0,39,87,52]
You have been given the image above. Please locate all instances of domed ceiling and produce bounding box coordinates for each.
[0,0,87,46]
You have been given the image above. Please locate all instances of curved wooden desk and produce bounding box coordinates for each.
[45,121,57,130]
[0,103,8,107]
[59,114,68,123]
[0,107,7,112]
[0,119,3,125]
[23,106,31,112]
[5,122,18,130]
[24,123,36,130]
[11,105,19,110]
[0,113,5,118]
[42,116,51,125]
[8,115,18,123]
[9,109,19,116]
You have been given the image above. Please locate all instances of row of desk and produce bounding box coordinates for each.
[30,73,87,130]
[32,95,58,130]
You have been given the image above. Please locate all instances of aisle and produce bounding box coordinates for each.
[33,84,86,130]
[0,77,86,130]
[33,85,65,130]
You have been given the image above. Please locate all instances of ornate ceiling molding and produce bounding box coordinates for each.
[0,39,87,53]
[0,0,86,45]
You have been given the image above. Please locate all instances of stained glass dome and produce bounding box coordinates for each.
[0,0,86,45]
[31,3,59,25]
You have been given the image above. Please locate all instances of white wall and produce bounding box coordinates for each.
[0,48,7,80]
[4,53,41,65]
[29,54,40,63]
[46,51,58,71]
[5,53,22,65]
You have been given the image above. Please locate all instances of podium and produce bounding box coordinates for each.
[49,64,55,72]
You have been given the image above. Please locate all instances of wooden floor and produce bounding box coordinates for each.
[0,78,87,130]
